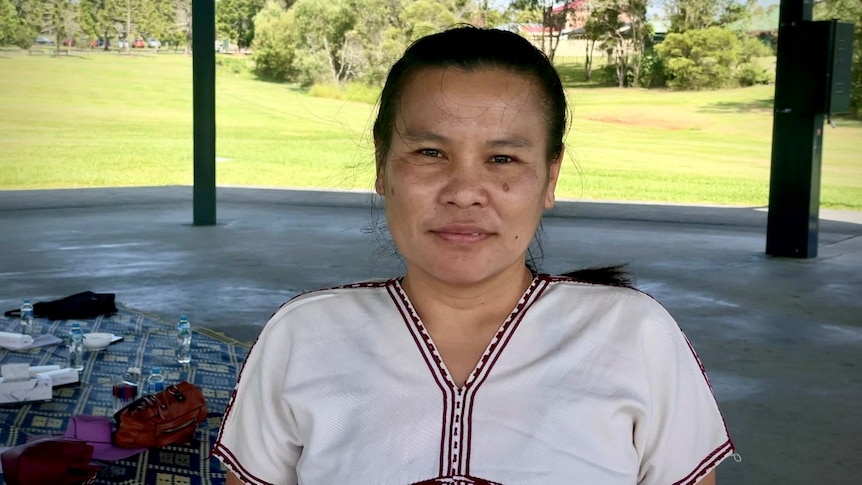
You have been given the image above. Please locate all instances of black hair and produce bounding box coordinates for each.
[372,25,568,171]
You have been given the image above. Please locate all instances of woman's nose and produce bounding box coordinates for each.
[438,158,489,208]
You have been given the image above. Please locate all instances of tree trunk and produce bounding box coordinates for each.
[125,0,131,54]
[322,36,338,85]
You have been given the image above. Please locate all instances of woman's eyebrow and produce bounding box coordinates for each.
[403,131,533,149]
[402,130,447,143]
[488,137,533,148]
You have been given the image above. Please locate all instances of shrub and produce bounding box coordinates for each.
[293,50,331,87]
[251,2,298,82]
[639,52,667,88]
[308,82,380,104]
[656,27,740,90]
[216,55,252,77]
[736,62,772,86]
[739,35,774,60]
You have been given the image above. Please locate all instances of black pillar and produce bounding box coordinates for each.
[192,0,216,226]
[766,0,821,258]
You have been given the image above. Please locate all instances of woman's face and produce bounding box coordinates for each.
[376,67,562,286]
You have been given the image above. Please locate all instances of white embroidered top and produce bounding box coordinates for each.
[214,275,734,485]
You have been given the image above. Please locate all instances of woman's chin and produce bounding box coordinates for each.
[412,263,528,288]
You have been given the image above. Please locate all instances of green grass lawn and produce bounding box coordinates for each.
[1,51,860,210]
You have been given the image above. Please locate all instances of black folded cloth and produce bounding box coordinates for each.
[4,291,118,320]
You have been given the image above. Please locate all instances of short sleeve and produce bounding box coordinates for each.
[634,302,734,485]
[213,305,302,485]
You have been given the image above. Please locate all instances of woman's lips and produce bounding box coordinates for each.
[431,226,493,243]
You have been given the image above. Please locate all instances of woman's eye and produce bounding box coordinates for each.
[491,155,514,164]
[420,149,442,158]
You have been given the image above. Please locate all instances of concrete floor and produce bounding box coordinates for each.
[1,186,860,484]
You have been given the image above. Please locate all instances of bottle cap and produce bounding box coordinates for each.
[23,298,30,303]
[151,367,161,374]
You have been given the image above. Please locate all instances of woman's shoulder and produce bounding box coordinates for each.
[261,278,398,334]
[539,269,649,301]
[537,272,674,324]
[276,278,396,313]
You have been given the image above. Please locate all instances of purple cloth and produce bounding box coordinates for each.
[65,415,147,461]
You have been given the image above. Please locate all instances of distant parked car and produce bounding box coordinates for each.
[62,38,75,46]
[147,38,161,48]
[35,35,54,45]
[132,38,146,48]
[118,39,128,49]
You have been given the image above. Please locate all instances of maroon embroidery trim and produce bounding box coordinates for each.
[672,439,734,485]
[390,277,545,478]
[211,443,274,485]
[386,281,453,475]
[463,277,548,474]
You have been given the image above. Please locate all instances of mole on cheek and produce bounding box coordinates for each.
[502,183,510,192]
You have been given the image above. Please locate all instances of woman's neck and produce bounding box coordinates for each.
[401,264,535,333]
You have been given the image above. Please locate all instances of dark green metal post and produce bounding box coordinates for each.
[766,0,821,258]
[192,0,216,226]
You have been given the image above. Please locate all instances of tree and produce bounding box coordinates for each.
[291,0,356,85]
[593,2,629,87]
[78,0,120,50]
[815,0,861,118]
[510,0,576,62]
[47,0,78,54]
[175,0,191,53]
[625,0,649,86]
[77,0,157,53]
[586,0,649,87]
[0,0,40,48]
[656,26,740,89]
[251,1,298,81]
[248,0,473,86]
[345,0,409,84]
[217,0,265,50]
[401,0,458,41]
[542,1,575,62]
[663,0,755,33]
[137,0,176,52]
[582,12,606,81]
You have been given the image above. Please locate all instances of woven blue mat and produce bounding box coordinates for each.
[0,308,249,485]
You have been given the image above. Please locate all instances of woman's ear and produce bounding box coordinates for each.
[374,149,386,196]
[544,146,564,210]
[375,175,385,196]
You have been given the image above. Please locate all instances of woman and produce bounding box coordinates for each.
[215,26,734,484]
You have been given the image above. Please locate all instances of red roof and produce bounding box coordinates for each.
[552,0,586,13]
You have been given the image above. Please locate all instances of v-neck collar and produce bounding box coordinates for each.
[387,275,547,391]
[385,275,548,477]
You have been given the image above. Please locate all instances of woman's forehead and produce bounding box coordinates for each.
[402,66,540,100]
[396,67,547,132]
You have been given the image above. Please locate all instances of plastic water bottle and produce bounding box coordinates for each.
[68,323,84,371]
[19,298,34,336]
[147,367,165,394]
[113,367,140,411]
[176,315,191,364]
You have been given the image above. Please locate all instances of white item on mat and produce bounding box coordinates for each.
[0,332,33,350]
